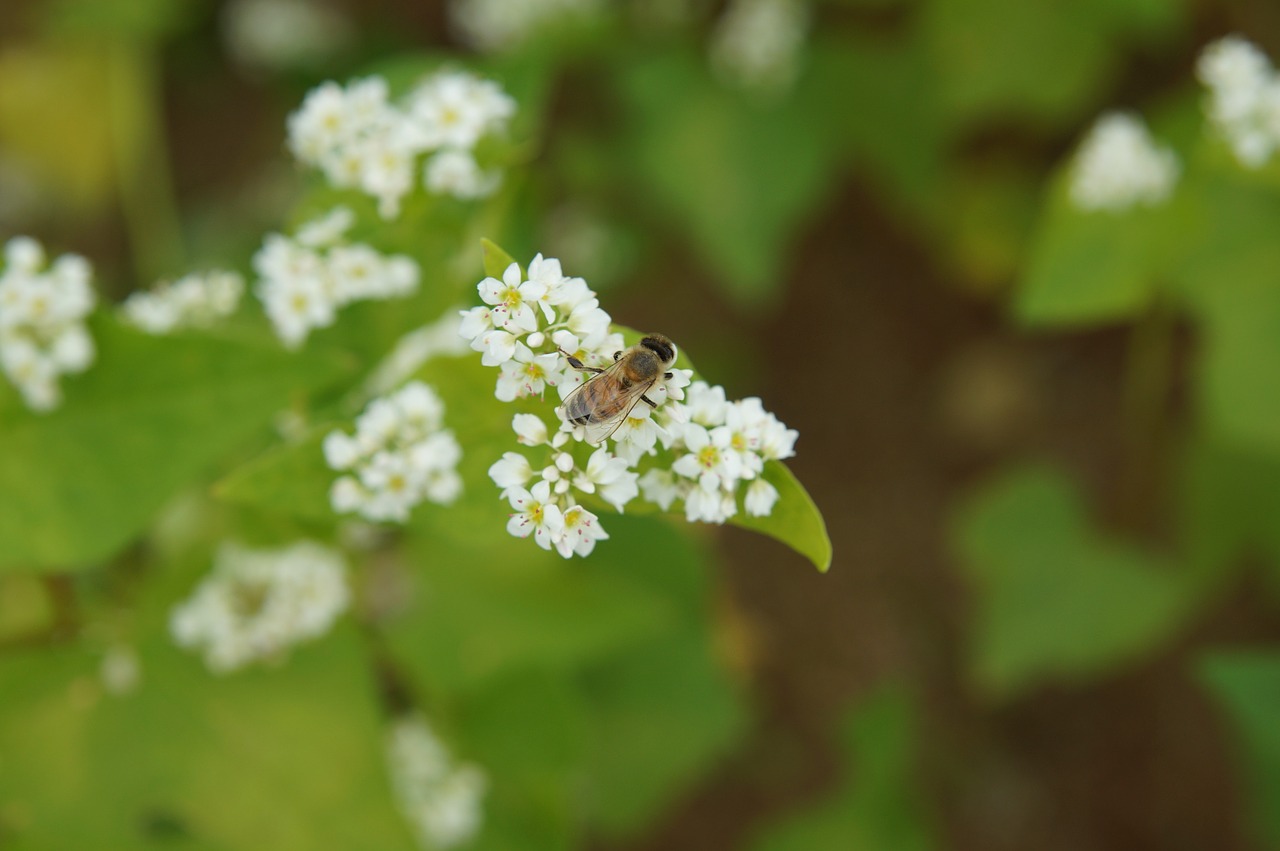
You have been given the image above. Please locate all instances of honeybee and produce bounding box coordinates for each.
[559,333,678,444]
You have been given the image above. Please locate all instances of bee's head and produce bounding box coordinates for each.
[640,333,676,367]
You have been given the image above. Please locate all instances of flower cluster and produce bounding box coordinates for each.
[121,270,244,334]
[0,236,96,411]
[169,540,349,673]
[386,714,487,850]
[463,253,798,557]
[709,0,810,96]
[287,70,515,218]
[1197,35,1280,168]
[1069,112,1179,212]
[449,0,602,53]
[253,206,419,348]
[324,381,463,523]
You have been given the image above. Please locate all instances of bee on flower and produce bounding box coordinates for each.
[462,252,798,558]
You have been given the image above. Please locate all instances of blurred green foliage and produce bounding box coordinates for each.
[5,0,1280,847]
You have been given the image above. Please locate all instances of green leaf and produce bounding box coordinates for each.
[0,627,414,850]
[579,630,746,838]
[214,429,337,523]
[482,238,519,279]
[953,465,1192,698]
[1015,170,1181,326]
[1198,651,1280,849]
[617,48,843,306]
[731,460,832,572]
[1178,442,1280,582]
[750,684,935,851]
[0,318,352,571]
[922,0,1184,127]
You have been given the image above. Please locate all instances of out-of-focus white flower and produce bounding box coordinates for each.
[364,310,470,398]
[1069,112,1179,211]
[253,207,418,348]
[387,714,487,850]
[222,0,352,73]
[1197,35,1280,168]
[0,236,96,411]
[449,0,605,53]
[710,0,809,96]
[288,71,515,218]
[325,382,462,523]
[100,645,141,695]
[169,541,349,673]
[122,270,244,334]
[425,148,501,200]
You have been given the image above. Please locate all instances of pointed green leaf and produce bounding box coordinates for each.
[482,238,518,279]
[730,460,831,572]
[953,466,1193,698]
[0,318,352,571]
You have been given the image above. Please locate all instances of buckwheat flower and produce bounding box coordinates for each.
[295,205,355,248]
[100,644,141,695]
[1069,112,1179,211]
[0,236,97,411]
[450,0,605,52]
[425,148,500,200]
[222,0,352,74]
[638,468,681,511]
[479,261,541,334]
[506,480,564,550]
[744,477,779,517]
[608,404,667,465]
[489,451,534,492]
[325,381,462,522]
[684,380,729,427]
[408,70,515,151]
[512,412,550,446]
[387,714,487,850]
[495,342,561,401]
[684,481,738,524]
[122,270,245,334]
[710,0,809,96]
[555,504,608,558]
[254,208,419,347]
[573,447,639,511]
[673,423,743,493]
[169,540,349,673]
[1197,35,1280,167]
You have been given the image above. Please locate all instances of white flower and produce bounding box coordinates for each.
[478,261,540,334]
[512,412,550,446]
[254,208,419,347]
[450,0,605,52]
[1197,35,1280,168]
[0,236,96,411]
[169,540,349,673]
[287,71,515,217]
[222,0,352,74]
[554,504,608,558]
[122,270,245,334]
[572,447,639,511]
[710,0,809,96]
[638,468,682,511]
[1069,112,1179,211]
[506,480,564,550]
[488,451,533,491]
[325,382,462,522]
[744,478,779,516]
[408,70,515,150]
[425,148,500,199]
[495,342,561,401]
[387,714,487,850]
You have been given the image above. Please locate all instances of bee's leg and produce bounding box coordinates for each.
[641,394,658,408]
[558,348,604,375]
[663,372,673,379]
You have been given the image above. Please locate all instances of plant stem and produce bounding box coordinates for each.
[1119,300,1176,531]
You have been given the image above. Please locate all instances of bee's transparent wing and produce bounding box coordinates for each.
[561,361,655,445]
